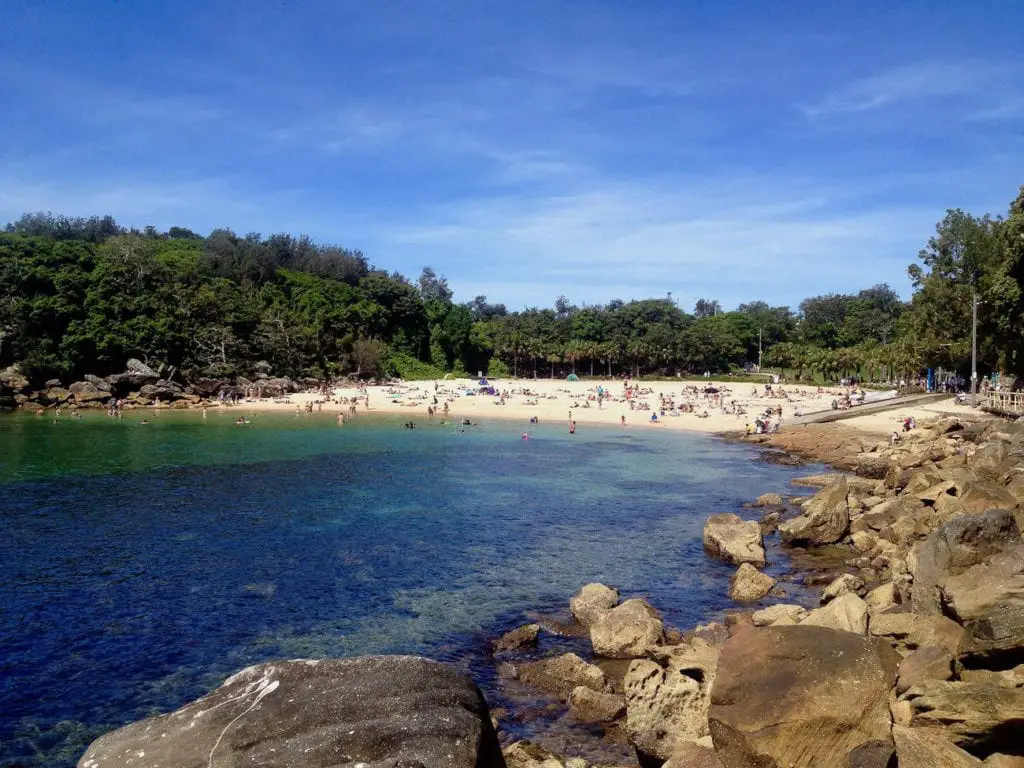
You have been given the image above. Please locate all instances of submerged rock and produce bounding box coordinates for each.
[518,652,606,700]
[493,623,541,653]
[76,656,504,768]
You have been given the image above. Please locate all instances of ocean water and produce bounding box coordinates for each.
[0,410,821,767]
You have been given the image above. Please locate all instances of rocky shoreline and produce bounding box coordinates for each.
[0,359,309,410]
[76,413,1024,767]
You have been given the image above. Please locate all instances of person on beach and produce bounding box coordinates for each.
[620,414,626,427]
[569,420,576,434]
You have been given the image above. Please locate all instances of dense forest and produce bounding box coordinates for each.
[1,185,1022,387]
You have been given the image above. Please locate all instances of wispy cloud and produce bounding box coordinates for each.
[799,60,1017,118]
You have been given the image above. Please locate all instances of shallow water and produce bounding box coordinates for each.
[0,410,821,766]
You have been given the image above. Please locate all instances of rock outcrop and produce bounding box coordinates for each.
[77,656,505,768]
[779,477,850,545]
[708,625,898,768]
[728,563,776,602]
[624,639,720,762]
[590,598,664,659]
[569,582,619,628]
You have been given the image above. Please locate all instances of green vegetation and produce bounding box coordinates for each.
[1,186,1022,386]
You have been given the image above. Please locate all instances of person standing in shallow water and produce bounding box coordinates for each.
[569,420,576,434]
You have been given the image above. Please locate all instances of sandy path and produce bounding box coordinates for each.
[836,397,981,435]
[230,377,854,434]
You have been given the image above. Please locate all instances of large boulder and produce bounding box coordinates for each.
[902,679,1024,755]
[909,510,1020,615]
[68,381,111,404]
[728,563,776,602]
[139,383,183,402]
[0,365,30,391]
[779,478,850,545]
[126,358,159,378]
[702,513,766,566]
[517,652,606,699]
[569,582,619,627]
[708,625,898,768]
[568,686,626,723]
[77,656,505,768]
[892,725,983,768]
[943,543,1024,666]
[869,612,966,656]
[801,593,869,634]
[752,603,808,627]
[83,374,112,391]
[624,639,720,762]
[590,598,664,659]
[897,646,955,695]
[188,377,227,398]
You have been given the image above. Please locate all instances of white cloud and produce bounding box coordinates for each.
[800,60,1017,118]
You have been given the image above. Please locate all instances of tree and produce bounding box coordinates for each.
[694,298,721,318]
[417,266,453,303]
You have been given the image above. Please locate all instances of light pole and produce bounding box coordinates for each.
[971,291,979,405]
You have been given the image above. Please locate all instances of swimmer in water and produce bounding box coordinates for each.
[522,432,529,440]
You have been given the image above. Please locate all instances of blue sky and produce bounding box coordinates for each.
[1,1,1022,311]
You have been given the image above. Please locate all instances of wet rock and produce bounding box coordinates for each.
[821,573,865,604]
[902,680,1024,755]
[728,563,776,602]
[709,625,898,768]
[801,593,869,634]
[76,656,504,768]
[493,623,541,653]
[897,646,954,695]
[702,513,766,566]
[753,492,783,507]
[568,686,626,723]
[590,599,664,659]
[570,582,620,628]
[518,653,606,699]
[792,472,848,488]
[624,639,719,762]
[751,603,808,627]
[779,478,850,546]
[893,725,982,768]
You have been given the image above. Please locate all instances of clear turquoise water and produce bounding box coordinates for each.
[0,411,819,766]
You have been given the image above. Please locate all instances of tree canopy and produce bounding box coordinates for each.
[3,188,1023,385]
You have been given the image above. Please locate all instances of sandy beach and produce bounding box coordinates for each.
[231,377,858,434]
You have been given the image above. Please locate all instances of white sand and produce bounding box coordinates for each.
[232,377,851,434]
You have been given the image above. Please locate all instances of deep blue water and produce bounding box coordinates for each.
[0,411,820,766]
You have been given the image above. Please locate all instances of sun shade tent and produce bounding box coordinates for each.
[566,373,579,381]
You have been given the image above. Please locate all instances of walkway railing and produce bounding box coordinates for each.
[982,391,1024,415]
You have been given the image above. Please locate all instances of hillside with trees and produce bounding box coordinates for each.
[1,185,1022,389]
